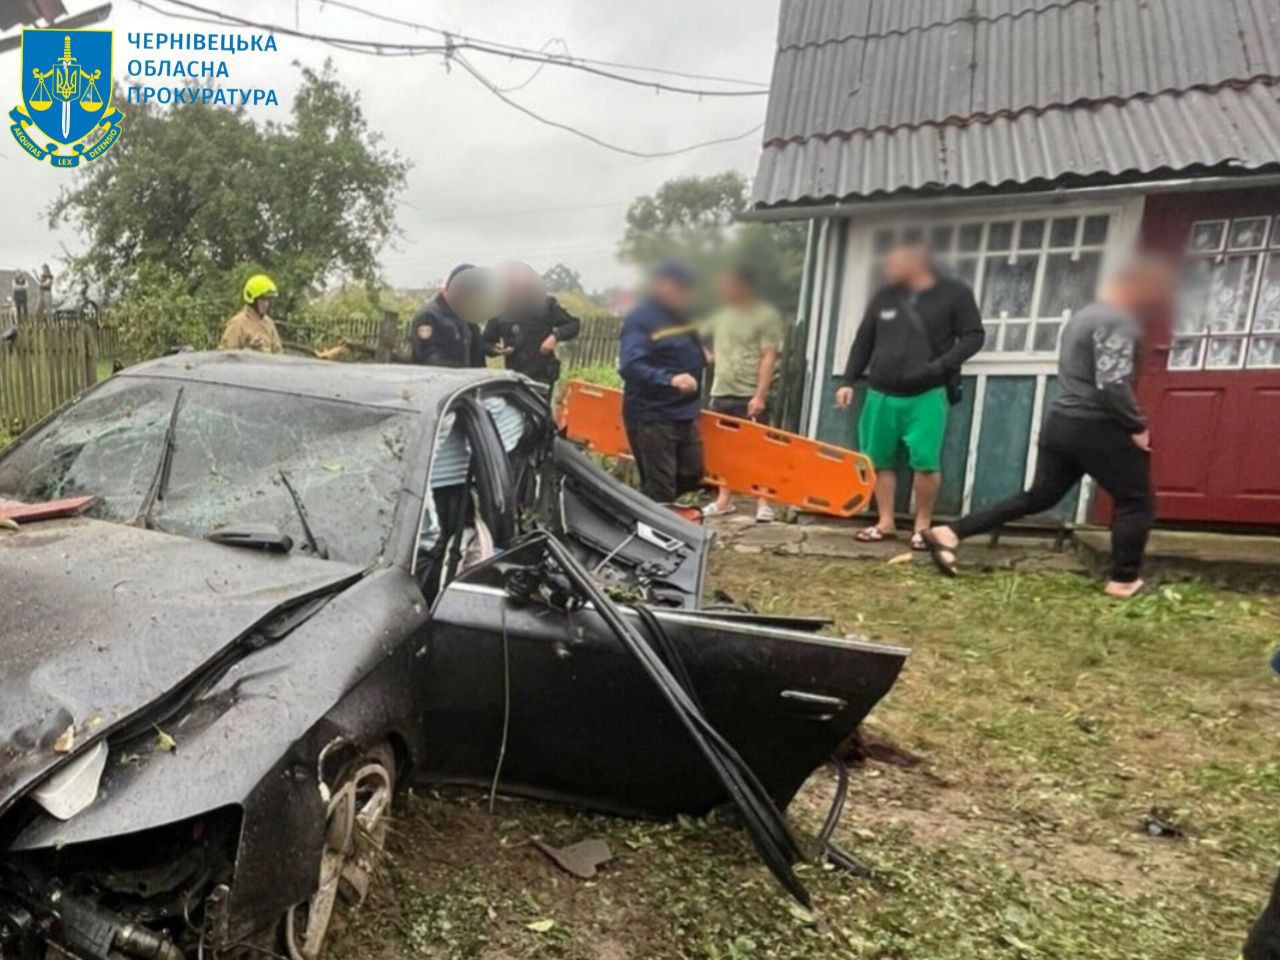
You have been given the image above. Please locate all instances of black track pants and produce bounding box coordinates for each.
[950,412,1154,582]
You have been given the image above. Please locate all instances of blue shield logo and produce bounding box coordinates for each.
[10,29,123,167]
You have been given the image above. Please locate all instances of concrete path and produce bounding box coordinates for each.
[707,509,1280,590]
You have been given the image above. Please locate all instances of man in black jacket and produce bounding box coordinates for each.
[922,254,1174,599]
[484,262,581,386]
[409,264,492,368]
[835,243,985,548]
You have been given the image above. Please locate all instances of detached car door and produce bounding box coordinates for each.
[417,537,906,817]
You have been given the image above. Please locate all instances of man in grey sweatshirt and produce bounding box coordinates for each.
[922,253,1176,598]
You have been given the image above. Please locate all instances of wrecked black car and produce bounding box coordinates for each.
[0,352,906,959]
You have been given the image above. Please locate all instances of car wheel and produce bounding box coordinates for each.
[283,743,396,960]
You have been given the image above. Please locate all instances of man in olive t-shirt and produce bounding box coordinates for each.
[701,266,785,523]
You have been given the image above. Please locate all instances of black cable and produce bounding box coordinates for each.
[309,0,770,88]
[453,53,765,160]
[527,532,811,907]
[814,756,872,878]
[140,0,769,97]
[629,602,704,714]
[132,0,768,157]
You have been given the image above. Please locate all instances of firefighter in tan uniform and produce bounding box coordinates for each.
[219,274,284,353]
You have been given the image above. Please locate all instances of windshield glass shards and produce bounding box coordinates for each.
[0,377,414,566]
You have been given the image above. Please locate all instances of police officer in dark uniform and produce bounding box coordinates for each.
[484,262,581,386]
[409,264,492,368]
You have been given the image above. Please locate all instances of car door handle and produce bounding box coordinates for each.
[635,522,684,554]
[780,690,848,717]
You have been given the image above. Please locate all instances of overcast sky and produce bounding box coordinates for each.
[0,0,779,293]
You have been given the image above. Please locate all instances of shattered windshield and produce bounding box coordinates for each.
[0,376,415,566]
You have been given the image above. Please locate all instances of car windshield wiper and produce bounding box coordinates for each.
[131,387,185,529]
[277,467,328,559]
[207,523,295,554]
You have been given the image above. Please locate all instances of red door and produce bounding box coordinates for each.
[1135,190,1280,526]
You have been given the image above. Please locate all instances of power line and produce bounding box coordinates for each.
[395,198,631,222]
[142,0,769,97]
[308,0,770,89]
[489,37,569,94]
[453,53,765,160]
[133,0,768,159]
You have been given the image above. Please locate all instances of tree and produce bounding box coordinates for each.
[616,171,808,315]
[617,171,747,268]
[542,262,584,295]
[51,63,408,356]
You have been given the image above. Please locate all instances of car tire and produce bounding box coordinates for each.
[281,742,397,960]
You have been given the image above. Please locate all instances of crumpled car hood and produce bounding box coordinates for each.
[0,515,362,817]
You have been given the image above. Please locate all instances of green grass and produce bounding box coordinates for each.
[332,555,1280,960]
[563,362,622,389]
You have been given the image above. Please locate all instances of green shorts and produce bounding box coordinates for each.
[858,387,948,472]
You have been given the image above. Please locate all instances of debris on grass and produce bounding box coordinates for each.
[1139,808,1186,840]
[328,554,1279,960]
[533,837,613,880]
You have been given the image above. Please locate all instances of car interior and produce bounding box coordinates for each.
[414,388,548,602]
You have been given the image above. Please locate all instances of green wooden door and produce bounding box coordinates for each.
[969,376,1037,510]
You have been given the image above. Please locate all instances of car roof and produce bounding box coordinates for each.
[119,351,518,412]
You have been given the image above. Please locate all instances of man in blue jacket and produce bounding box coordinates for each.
[619,261,705,503]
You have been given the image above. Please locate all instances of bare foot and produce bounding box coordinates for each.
[930,525,959,549]
[919,527,959,577]
[1104,579,1145,599]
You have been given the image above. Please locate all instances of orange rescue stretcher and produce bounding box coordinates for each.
[559,381,876,518]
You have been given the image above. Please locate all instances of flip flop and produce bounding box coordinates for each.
[919,529,959,578]
[701,502,738,519]
[855,526,896,543]
[910,531,930,551]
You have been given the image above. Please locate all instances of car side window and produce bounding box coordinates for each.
[415,394,521,599]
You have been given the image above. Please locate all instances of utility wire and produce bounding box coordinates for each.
[309,0,770,89]
[142,0,769,97]
[134,0,768,158]
[489,37,569,94]
[453,53,765,160]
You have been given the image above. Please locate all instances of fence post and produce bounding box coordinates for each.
[80,322,98,388]
[374,310,400,363]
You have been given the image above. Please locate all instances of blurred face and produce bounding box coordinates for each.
[881,245,931,286]
[254,296,275,317]
[717,271,752,305]
[502,263,547,319]
[653,276,695,314]
[449,269,499,325]
[1110,257,1178,323]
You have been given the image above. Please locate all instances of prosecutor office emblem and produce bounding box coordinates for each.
[9,30,124,168]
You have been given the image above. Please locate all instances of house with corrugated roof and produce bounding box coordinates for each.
[749,0,1280,528]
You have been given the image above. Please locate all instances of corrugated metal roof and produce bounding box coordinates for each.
[754,0,1280,207]
[756,80,1280,204]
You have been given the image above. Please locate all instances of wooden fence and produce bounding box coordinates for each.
[0,303,622,436]
[0,322,97,435]
[561,313,622,369]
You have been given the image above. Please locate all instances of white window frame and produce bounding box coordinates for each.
[831,195,1146,377]
[1171,213,1280,372]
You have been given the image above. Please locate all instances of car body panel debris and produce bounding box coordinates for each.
[533,838,614,880]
